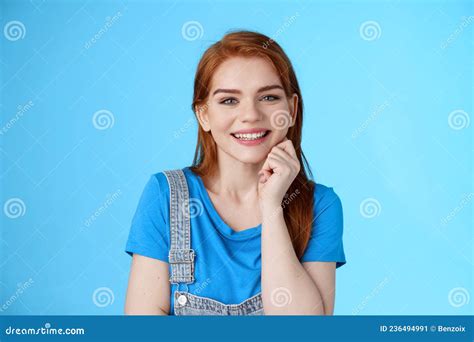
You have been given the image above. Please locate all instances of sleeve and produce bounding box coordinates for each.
[299,185,346,268]
[125,174,170,262]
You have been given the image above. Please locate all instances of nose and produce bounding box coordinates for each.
[239,100,263,122]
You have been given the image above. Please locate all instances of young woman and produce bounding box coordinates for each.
[124,30,346,315]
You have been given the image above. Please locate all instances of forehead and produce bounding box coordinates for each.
[210,56,283,92]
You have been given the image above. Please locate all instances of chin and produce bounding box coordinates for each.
[230,145,271,163]
[234,154,267,165]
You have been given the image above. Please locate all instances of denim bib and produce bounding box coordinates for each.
[163,169,264,315]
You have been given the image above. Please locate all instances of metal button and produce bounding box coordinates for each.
[177,294,187,306]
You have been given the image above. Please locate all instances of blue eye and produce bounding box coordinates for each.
[261,95,280,102]
[220,98,238,105]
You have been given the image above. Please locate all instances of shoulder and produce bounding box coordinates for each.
[147,167,193,198]
[313,182,343,220]
[149,171,170,191]
[149,167,189,187]
[137,172,167,201]
[132,169,189,226]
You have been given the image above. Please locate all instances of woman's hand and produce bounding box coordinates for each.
[257,137,300,210]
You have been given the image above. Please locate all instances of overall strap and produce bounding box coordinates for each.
[163,169,195,284]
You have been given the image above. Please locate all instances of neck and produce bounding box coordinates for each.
[204,148,264,201]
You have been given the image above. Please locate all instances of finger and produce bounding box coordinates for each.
[259,152,285,182]
[260,154,272,174]
[271,147,299,172]
[277,139,298,160]
[259,168,272,183]
[271,146,297,165]
[270,149,296,173]
[259,156,273,182]
[266,153,288,175]
[268,152,287,164]
[276,136,289,146]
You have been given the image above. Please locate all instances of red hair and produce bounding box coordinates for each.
[190,30,315,258]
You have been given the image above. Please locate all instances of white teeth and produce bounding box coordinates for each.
[233,131,267,140]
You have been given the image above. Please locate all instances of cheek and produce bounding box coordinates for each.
[208,118,235,142]
[263,104,293,129]
[268,129,288,146]
[207,108,234,133]
[210,119,233,135]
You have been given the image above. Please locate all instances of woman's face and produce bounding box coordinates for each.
[197,56,298,165]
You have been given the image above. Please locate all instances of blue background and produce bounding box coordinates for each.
[0,0,472,315]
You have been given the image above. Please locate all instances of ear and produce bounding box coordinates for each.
[289,93,298,127]
[195,103,211,132]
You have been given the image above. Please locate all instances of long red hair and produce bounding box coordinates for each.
[190,30,315,259]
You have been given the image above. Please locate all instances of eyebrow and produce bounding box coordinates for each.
[212,84,284,96]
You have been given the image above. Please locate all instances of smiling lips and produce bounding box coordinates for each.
[230,128,271,145]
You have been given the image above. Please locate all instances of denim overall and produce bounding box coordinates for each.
[163,169,264,315]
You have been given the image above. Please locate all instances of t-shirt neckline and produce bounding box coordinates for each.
[185,167,262,240]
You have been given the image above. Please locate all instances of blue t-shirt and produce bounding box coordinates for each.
[125,166,346,315]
